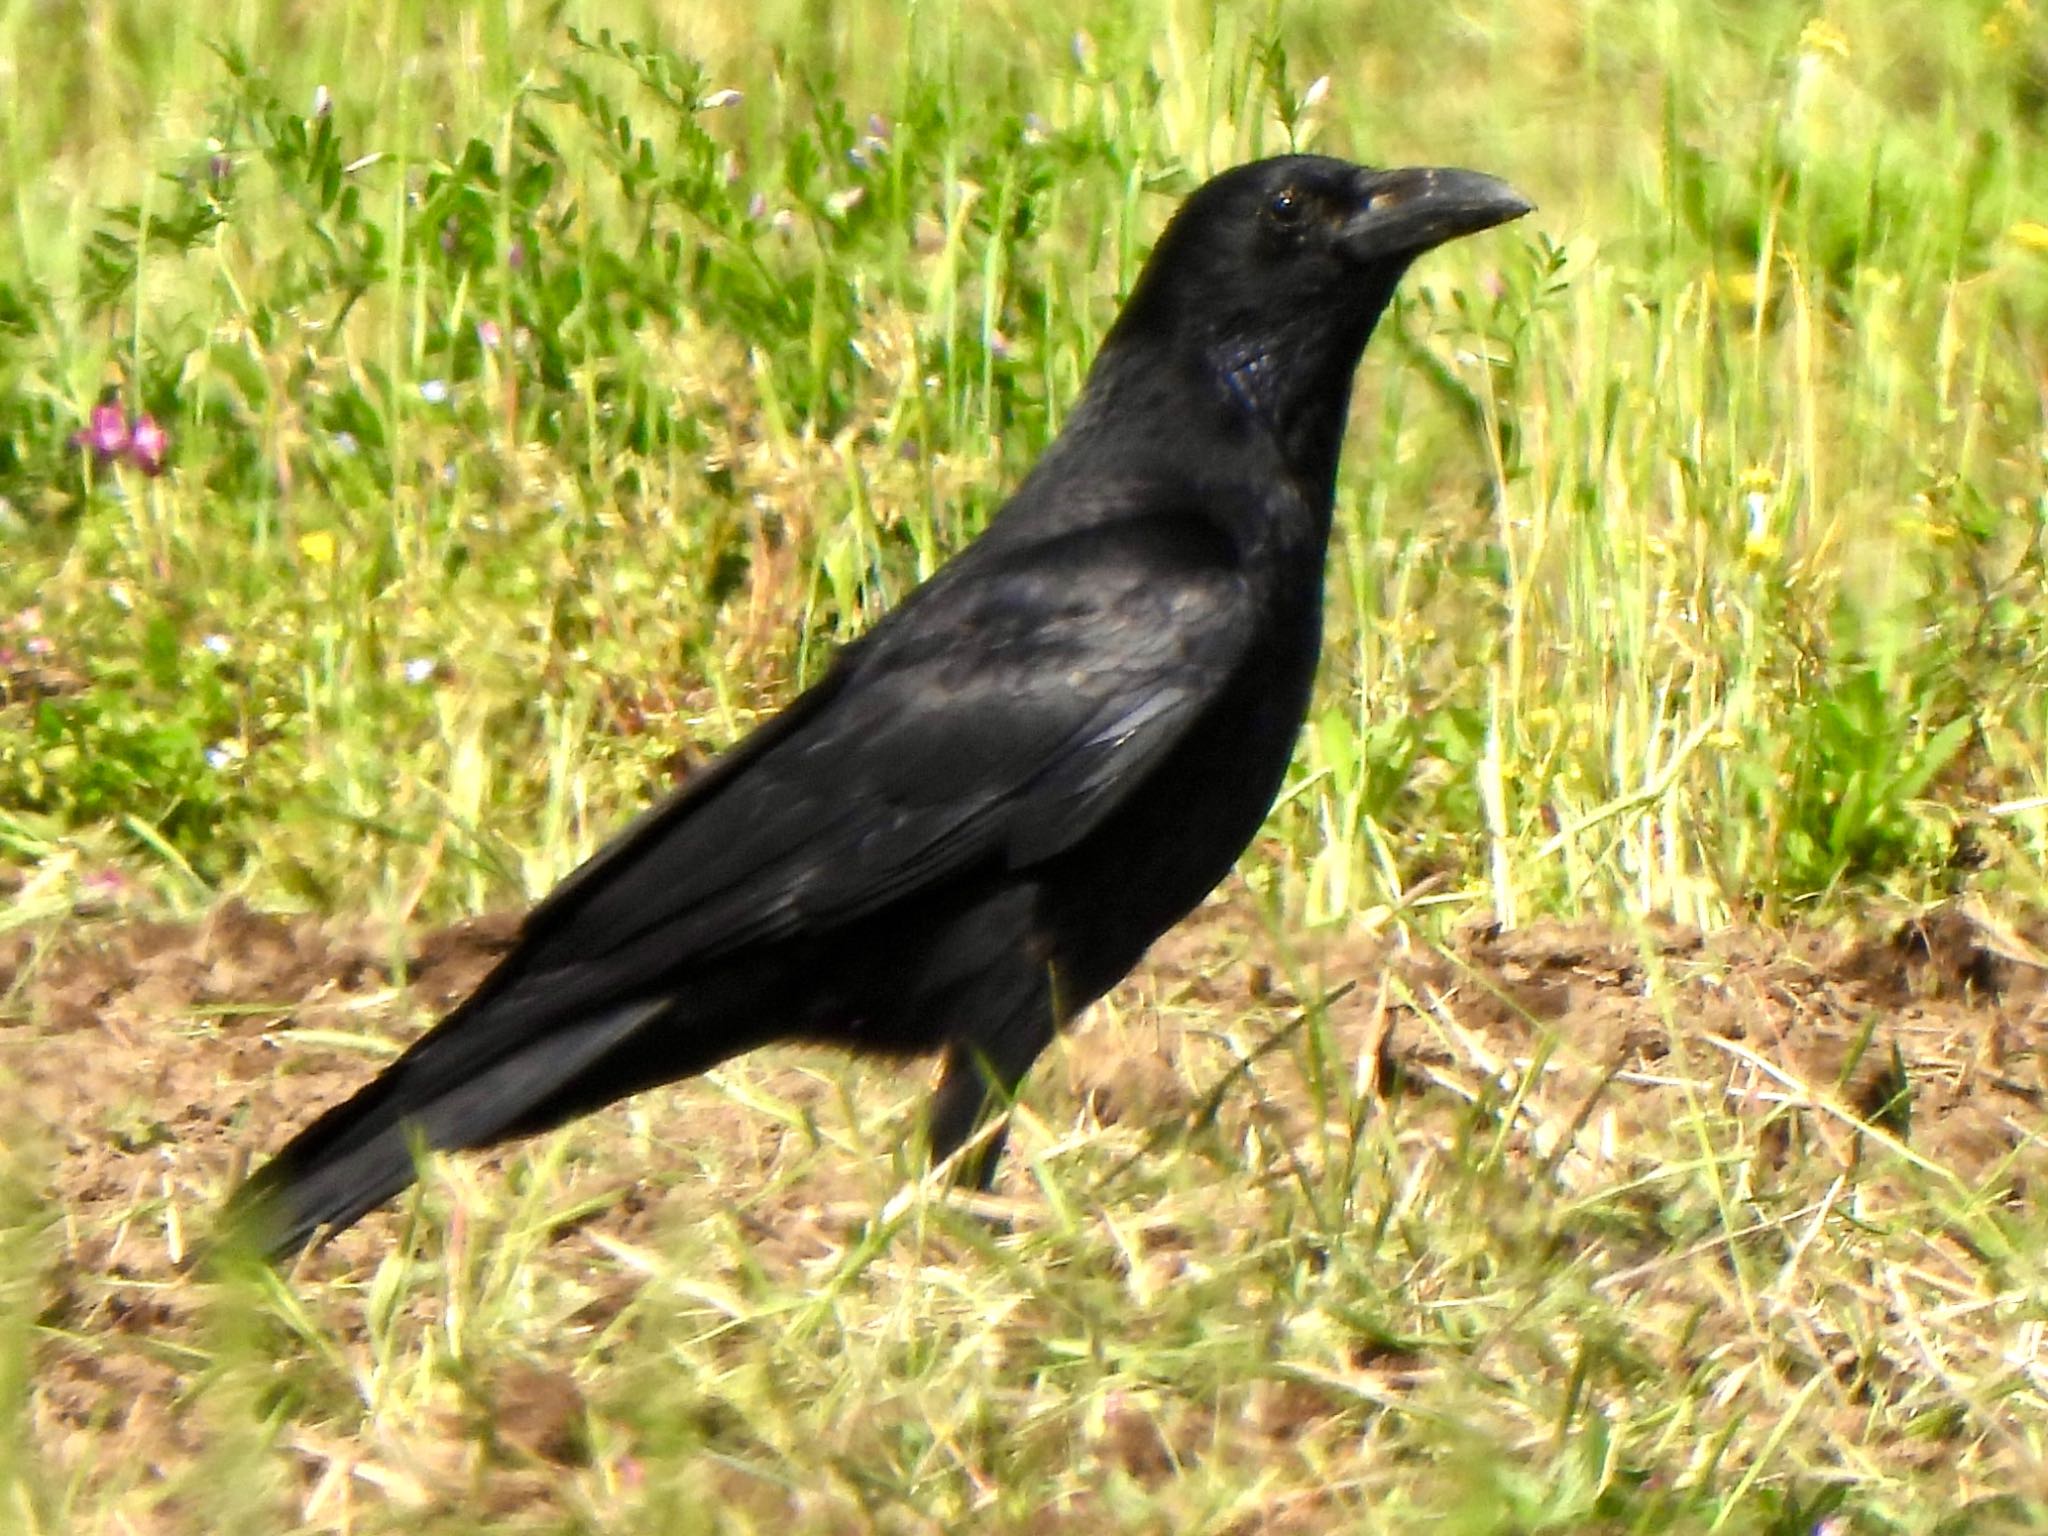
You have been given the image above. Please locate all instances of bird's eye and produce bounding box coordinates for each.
[1267,187,1305,225]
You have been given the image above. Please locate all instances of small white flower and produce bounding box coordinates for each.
[333,431,359,455]
[700,88,743,110]
[419,379,450,404]
[403,657,436,685]
[311,84,333,119]
[202,633,231,655]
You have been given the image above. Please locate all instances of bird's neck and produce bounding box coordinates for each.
[1207,333,1367,512]
[1074,306,1398,519]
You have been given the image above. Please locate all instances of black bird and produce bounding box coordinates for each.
[229,154,1530,1258]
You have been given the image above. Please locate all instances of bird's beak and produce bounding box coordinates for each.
[1338,166,1533,263]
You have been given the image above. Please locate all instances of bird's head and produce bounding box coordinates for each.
[1113,154,1531,346]
[1096,154,1531,499]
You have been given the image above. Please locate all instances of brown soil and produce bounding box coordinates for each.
[4,896,2045,1262]
[4,895,2046,1526]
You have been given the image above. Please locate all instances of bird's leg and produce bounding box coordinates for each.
[925,992,1062,1189]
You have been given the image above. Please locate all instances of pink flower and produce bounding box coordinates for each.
[73,403,130,461]
[129,413,169,476]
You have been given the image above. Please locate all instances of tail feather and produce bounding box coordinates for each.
[226,999,667,1259]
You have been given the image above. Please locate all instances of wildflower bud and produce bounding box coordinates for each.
[73,404,130,462]
[129,414,169,476]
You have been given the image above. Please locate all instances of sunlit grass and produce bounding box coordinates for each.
[7,0,2046,932]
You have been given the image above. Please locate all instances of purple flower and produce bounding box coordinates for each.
[476,319,501,349]
[853,116,891,166]
[129,414,169,476]
[507,238,527,271]
[73,404,130,462]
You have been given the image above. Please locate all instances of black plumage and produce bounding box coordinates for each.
[229,154,1530,1258]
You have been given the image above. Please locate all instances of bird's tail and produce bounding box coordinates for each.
[223,996,668,1261]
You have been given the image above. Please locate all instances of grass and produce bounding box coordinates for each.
[2,0,2047,1529]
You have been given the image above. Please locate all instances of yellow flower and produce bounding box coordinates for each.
[1988,0,2033,37]
[1738,465,1778,494]
[1717,270,1760,306]
[2009,220,2048,254]
[1798,17,1850,59]
[297,529,337,566]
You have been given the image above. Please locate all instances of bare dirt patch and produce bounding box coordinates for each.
[1087,899,2048,1201]
[5,894,2045,1268]
[3,895,2046,1528]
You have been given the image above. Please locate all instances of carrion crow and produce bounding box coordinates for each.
[228,153,1531,1258]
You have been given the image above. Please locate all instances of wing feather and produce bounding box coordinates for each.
[488,508,1256,1002]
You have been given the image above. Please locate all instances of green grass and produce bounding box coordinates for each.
[6,0,2043,928]
[3,0,2048,1529]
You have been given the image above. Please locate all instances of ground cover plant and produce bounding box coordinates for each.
[2,0,2047,1528]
